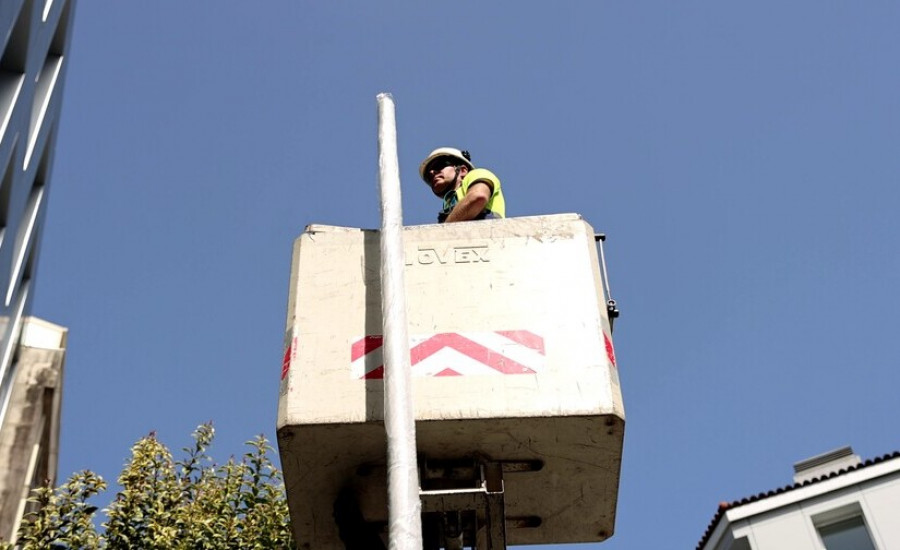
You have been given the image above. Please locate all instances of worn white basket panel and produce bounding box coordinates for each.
[277,214,625,547]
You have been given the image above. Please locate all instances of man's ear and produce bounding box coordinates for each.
[457,165,470,177]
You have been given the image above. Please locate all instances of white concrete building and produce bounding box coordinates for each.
[698,447,900,550]
[0,318,67,542]
[0,0,76,542]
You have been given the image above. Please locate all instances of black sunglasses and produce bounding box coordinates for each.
[426,156,458,174]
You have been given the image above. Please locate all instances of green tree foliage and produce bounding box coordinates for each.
[2,424,295,550]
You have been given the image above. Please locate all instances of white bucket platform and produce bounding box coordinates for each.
[277,214,625,548]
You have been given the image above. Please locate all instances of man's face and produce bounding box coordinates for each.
[425,156,464,197]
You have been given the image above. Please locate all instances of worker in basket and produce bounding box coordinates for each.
[419,147,506,223]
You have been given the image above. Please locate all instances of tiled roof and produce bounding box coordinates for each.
[696,450,900,550]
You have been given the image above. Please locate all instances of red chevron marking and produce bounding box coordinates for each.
[435,368,462,377]
[363,365,385,380]
[604,332,616,367]
[351,335,383,362]
[409,333,536,375]
[281,342,291,380]
[495,330,545,354]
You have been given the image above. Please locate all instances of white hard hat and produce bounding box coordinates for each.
[419,147,474,182]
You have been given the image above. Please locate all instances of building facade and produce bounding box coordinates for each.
[698,447,900,550]
[0,0,76,542]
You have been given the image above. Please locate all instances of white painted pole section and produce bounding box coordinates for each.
[376,92,423,550]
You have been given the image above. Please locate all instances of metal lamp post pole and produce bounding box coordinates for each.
[376,92,423,550]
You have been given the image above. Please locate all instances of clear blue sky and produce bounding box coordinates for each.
[35,2,900,548]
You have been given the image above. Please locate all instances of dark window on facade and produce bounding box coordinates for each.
[818,515,877,550]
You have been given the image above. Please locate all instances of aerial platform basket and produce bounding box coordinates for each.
[276,213,625,548]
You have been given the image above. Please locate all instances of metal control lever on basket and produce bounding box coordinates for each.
[595,233,620,331]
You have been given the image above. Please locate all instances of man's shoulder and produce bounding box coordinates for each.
[463,168,500,188]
